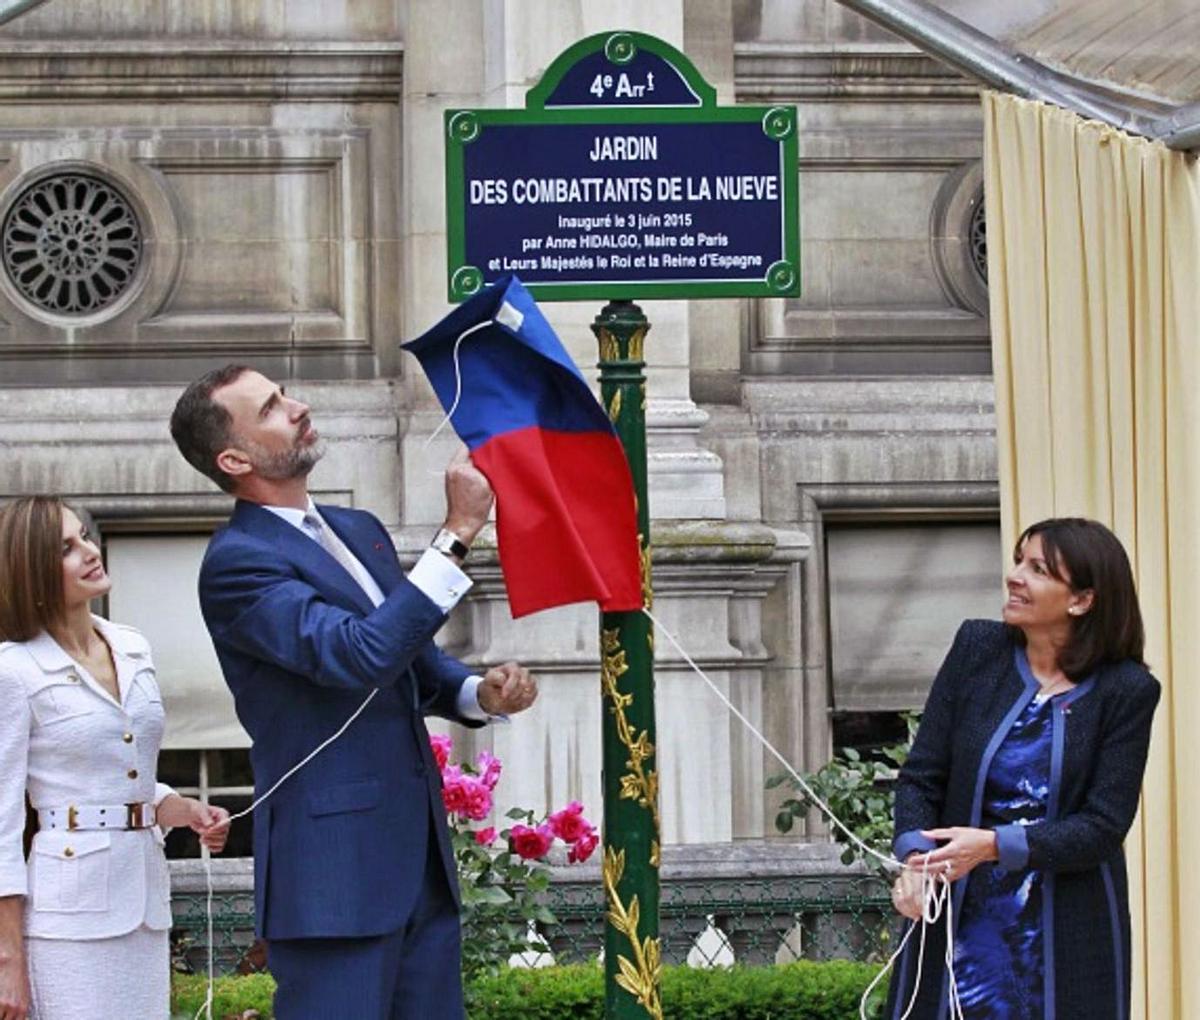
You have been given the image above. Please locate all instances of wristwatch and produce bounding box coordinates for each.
[431,527,471,562]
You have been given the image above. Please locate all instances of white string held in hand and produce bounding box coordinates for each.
[412,311,963,1013]
[641,606,963,1020]
[855,861,964,1020]
[187,419,961,1017]
[195,309,514,1015]
[192,688,380,1020]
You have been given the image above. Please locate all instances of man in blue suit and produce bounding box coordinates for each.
[169,365,538,1020]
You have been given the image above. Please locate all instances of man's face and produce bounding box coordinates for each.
[213,370,324,482]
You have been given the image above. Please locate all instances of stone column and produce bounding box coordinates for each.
[397,0,725,529]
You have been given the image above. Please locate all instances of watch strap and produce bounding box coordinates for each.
[431,527,470,561]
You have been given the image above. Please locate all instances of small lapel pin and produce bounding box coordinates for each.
[374,542,385,551]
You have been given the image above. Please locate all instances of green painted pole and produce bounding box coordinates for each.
[592,300,662,1020]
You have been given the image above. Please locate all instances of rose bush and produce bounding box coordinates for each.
[432,734,597,981]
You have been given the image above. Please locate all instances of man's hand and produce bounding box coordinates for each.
[477,662,538,716]
[157,794,232,853]
[906,826,998,884]
[443,449,494,547]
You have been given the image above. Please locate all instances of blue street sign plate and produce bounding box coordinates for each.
[444,32,799,302]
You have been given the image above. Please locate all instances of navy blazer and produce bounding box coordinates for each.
[887,619,1160,1020]
[198,500,481,940]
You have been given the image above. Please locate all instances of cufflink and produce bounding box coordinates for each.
[431,528,470,561]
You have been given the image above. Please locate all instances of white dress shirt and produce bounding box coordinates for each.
[263,502,489,721]
[0,617,175,939]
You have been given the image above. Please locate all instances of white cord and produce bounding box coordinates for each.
[412,320,966,1012]
[194,311,497,1012]
[856,862,959,1020]
[193,844,215,1020]
[643,606,900,873]
[193,687,380,1019]
[421,320,493,466]
[641,606,964,1020]
[189,473,963,1016]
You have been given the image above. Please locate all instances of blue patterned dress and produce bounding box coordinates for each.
[953,694,1054,1020]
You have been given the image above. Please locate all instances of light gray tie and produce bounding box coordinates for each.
[302,510,416,706]
[302,511,384,607]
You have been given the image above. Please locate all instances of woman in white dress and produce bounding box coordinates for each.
[0,496,230,1020]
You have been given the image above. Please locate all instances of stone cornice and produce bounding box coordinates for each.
[0,41,403,101]
[391,520,808,567]
[735,40,980,103]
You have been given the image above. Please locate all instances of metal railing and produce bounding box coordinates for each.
[169,843,899,976]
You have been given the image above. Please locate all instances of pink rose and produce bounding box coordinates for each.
[548,801,591,843]
[476,751,502,790]
[430,734,452,771]
[568,827,599,864]
[440,766,469,815]
[509,823,554,861]
[460,777,493,821]
[474,827,497,847]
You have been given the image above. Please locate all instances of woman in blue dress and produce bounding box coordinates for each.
[885,518,1159,1020]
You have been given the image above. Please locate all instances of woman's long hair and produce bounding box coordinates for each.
[0,495,68,642]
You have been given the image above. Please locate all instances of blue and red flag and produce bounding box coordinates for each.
[403,275,642,618]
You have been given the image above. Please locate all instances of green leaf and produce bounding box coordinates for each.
[464,884,513,906]
[764,772,791,790]
[775,810,794,833]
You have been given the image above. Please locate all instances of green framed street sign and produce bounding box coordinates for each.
[444,31,800,302]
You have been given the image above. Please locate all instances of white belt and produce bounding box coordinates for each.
[38,802,157,831]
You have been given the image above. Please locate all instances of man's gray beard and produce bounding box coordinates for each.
[244,438,325,480]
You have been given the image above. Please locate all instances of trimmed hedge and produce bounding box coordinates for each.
[171,972,275,1019]
[173,961,886,1019]
[470,962,885,1020]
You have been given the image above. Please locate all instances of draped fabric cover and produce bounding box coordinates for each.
[983,90,1200,1019]
[403,275,642,619]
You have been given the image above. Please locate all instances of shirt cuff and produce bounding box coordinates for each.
[153,783,176,808]
[408,548,473,614]
[456,675,509,724]
[894,829,938,862]
[993,823,1030,871]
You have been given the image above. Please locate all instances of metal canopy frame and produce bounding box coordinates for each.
[4,0,1196,147]
[0,0,52,27]
[836,0,1200,151]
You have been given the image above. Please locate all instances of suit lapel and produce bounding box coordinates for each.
[319,504,404,595]
[230,500,377,615]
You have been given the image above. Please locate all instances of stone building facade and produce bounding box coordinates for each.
[0,0,1001,863]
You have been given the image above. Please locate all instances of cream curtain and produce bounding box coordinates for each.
[983,90,1199,1019]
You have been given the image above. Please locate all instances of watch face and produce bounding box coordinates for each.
[433,529,469,559]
